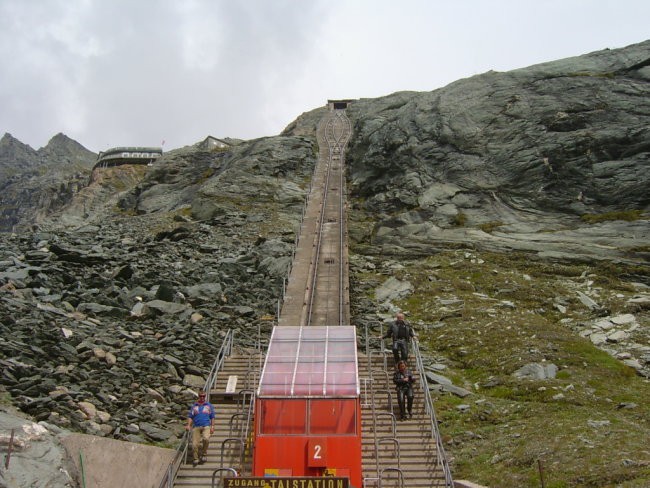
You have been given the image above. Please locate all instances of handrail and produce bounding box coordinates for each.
[204,329,235,402]
[228,413,247,439]
[368,383,381,480]
[157,329,236,488]
[364,322,454,487]
[376,437,400,464]
[412,339,454,487]
[220,438,245,474]
[380,467,405,488]
[374,412,397,437]
[374,388,394,417]
[211,467,239,488]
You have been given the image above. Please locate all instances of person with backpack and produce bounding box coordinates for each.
[382,312,415,364]
[393,360,415,420]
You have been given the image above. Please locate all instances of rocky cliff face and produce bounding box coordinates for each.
[0,133,96,232]
[287,40,650,264]
[0,134,316,448]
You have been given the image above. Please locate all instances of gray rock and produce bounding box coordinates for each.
[577,292,601,311]
[138,422,172,442]
[184,282,222,299]
[425,371,453,386]
[182,374,205,388]
[439,383,472,398]
[77,302,127,318]
[375,277,414,302]
[145,300,189,315]
[610,314,636,325]
[0,409,75,487]
[513,363,558,380]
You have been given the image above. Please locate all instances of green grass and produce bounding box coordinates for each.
[0,390,12,405]
[453,211,467,227]
[479,221,504,233]
[581,210,645,223]
[349,237,650,487]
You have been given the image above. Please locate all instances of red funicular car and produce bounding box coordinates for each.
[253,326,362,487]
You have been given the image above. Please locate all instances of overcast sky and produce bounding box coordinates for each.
[1,0,648,153]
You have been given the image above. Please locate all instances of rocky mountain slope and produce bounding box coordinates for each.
[0,133,95,232]
[1,40,649,487]
[287,39,650,265]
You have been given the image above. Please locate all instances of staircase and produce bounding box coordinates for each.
[171,347,450,488]
[359,350,449,487]
[173,352,262,487]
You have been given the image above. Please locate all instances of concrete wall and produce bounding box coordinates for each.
[61,433,175,488]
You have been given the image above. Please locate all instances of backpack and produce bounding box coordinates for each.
[397,321,409,340]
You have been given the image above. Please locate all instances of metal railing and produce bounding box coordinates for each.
[157,329,236,488]
[211,467,238,488]
[362,321,454,487]
[412,339,454,487]
[204,329,236,400]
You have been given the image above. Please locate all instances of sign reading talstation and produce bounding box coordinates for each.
[223,477,349,488]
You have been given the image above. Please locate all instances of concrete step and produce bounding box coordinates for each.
[174,354,257,487]
[358,352,446,487]
[175,351,448,488]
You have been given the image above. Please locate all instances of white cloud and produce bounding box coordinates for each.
[0,0,648,152]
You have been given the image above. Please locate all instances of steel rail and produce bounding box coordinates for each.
[304,109,351,327]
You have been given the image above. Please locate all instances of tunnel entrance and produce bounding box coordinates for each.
[329,99,354,110]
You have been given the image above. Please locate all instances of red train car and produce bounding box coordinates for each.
[252,326,362,487]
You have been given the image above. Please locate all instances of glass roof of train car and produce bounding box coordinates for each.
[258,326,359,398]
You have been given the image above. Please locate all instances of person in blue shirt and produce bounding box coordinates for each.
[185,390,215,466]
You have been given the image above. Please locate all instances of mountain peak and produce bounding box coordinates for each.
[0,132,38,166]
[38,133,96,164]
[43,132,91,153]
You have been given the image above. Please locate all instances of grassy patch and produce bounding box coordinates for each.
[350,247,650,487]
[453,211,467,227]
[479,221,504,233]
[0,390,12,405]
[581,210,645,223]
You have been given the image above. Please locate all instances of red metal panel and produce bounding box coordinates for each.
[307,438,327,467]
[259,399,306,435]
[310,399,356,435]
[253,398,363,486]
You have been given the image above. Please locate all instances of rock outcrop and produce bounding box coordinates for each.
[0,133,316,446]
[287,40,650,264]
[0,133,96,232]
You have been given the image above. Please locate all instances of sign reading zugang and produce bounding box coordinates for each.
[223,478,349,488]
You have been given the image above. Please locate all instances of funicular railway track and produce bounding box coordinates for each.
[280,107,352,327]
[168,103,453,488]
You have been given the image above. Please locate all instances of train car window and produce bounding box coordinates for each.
[259,399,306,435]
[309,399,356,435]
[259,326,359,397]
